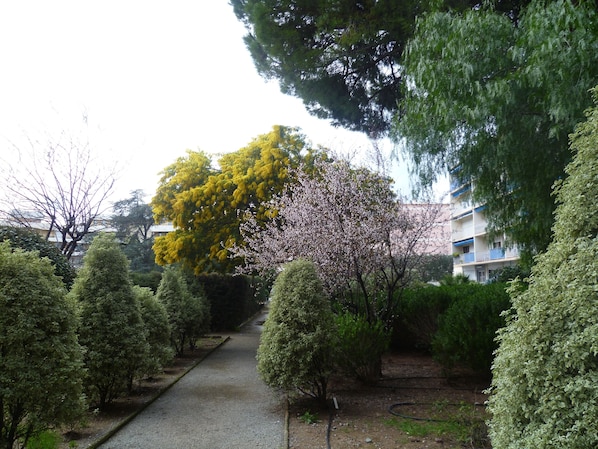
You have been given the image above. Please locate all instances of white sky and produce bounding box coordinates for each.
[0,1,445,205]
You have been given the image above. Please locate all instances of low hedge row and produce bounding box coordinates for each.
[394,283,512,376]
[194,274,268,331]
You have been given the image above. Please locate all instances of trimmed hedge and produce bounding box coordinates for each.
[394,283,511,376]
[195,274,267,331]
[432,282,511,375]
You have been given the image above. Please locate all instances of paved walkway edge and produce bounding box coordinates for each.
[89,336,231,449]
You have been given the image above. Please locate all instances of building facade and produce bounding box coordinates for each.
[450,173,519,283]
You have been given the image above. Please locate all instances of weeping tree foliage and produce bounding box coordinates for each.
[232,0,528,137]
[152,126,325,274]
[0,242,84,449]
[257,259,336,403]
[397,0,598,258]
[72,233,149,408]
[488,87,598,448]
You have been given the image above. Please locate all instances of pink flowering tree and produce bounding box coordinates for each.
[232,159,446,324]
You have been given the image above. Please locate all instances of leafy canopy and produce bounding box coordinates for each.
[152,126,325,274]
[488,87,598,448]
[232,0,528,137]
[397,0,598,257]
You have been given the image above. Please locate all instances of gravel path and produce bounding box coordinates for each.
[97,311,286,449]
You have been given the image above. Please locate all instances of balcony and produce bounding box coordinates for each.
[451,226,474,243]
[455,252,476,265]
[490,248,505,260]
[463,253,475,263]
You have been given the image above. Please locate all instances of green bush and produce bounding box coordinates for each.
[488,87,598,448]
[0,243,84,449]
[393,285,461,350]
[432,283,510,375]
[24,430,60,449]
[0,225,76,287]
[335,313,390,384]
[257,259,336,403]
[157,266,210,355]
[130,270,163,292]
[73,233,150,407]
[134,285,174,376]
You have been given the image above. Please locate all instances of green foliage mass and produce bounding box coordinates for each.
[257,259,336,402]
[432,283,511,375]
[112,190,160,273]
[335,313,390,384]
[133,285,174,377]
[156,265,210,355]
[71,233,150,408]
[0,242,84,449]
[488,87,598,448]
[395,285,466,350]
[398,0,598,257]
[0,225,76,287]
[196,273,265,331]
[232,0,528,136]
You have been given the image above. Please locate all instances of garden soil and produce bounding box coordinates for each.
[59,319,491,449]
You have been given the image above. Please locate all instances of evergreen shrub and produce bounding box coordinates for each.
[432,283,510,375]
[257,259,335,403]
[488,86,598,449]
[0,225,76,287]
[73,233,150,407]
[157,266,209,355]
[393,285,459,350]
[134,285,174,376]
[335,312,390,384]
[0,242,84,449]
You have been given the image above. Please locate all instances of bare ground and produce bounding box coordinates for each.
[287,352,491,449]
[58,341,491,449]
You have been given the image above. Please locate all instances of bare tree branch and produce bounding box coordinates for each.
[0,124,117,260]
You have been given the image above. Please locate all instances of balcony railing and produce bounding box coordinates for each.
[490,248,505,260]
[454,253,475,265]
[455,247,520,265]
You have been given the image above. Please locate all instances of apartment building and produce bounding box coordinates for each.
[450,171,520,283]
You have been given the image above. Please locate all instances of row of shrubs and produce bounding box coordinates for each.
[395,282,512,376]
[258,259,514,406]
[131,271,266,331]
[0,230,266,449]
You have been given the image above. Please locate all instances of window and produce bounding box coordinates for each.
[493,241,502,249]
[463,245,470,254]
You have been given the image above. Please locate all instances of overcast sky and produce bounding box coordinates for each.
[0,1,444,204]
